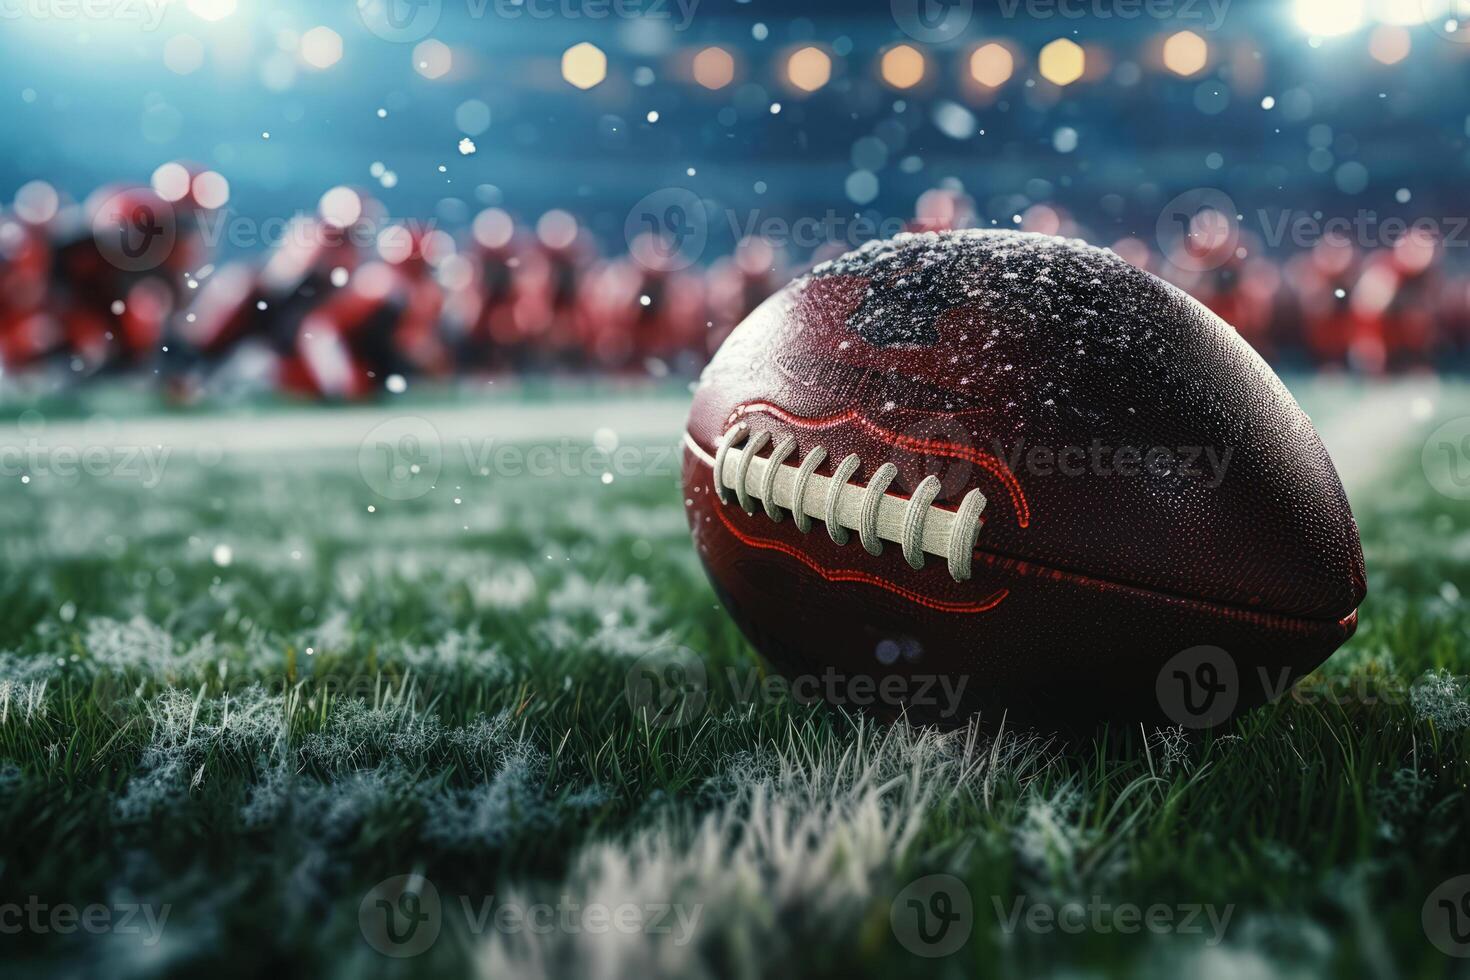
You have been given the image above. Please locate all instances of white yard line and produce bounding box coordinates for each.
[1293,377,1444,498]
[0,380,1448,491]
[0,398,692,457]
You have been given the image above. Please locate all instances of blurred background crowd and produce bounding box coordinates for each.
[1,0,1468,398]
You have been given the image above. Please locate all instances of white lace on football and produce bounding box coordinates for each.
[711,422,987,582]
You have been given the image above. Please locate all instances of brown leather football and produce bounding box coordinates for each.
[682,231,1366,728]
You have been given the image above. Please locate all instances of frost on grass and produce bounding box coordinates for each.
[301,697,447,770]
[0,651,55,725]
[1013,784,1102,892]
[1411,669,1470,731]
[535,573,677,660]
[1371,767,1432,844]
[1144,726,1193,776]
[399,627,511,680]
[242,764,417,842]
[546,574,661,633]
[534,615,675,661]
[471,562,538,611]
[114,685,602,854]
[425,742,558,849]
[115,686,287,822]
[85,616,216,675]
[477,720,1053,980]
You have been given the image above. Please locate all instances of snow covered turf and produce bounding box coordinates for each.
[1,380,1468,978]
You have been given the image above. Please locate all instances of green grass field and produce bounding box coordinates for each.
[2,380,1469,979]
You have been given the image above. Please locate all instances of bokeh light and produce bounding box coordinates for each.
[300,27,343,71]
[880,44,926,89]
[1038,39,1085,86]
[538,209,579,249]
[693,46,736,90]
[562,42,607,90]
[14,181,59,225]
[969,43,1014,88]
[164,35,205,76]
[414,40,452,81]
[186,0,236,21]
[473,208,515,249]
[151,163,192,202]
[1162,31,1209,77]
[786,46,832,93]
[1369,25,1411,64]
[1295,0,1366,36]
[319,186,363,229]
[191,171,231,210]
[1371,0,1434,24]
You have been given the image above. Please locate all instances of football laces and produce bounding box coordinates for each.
[711,422,987,583]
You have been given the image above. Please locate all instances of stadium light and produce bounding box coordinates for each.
[969,43,1014,88]
[1294,0,1366,36]
[1038,39,1085,86]
[1162,31,1208,77]
[562,43,607,90]
[880,44,926,89]
[786,46,832,93]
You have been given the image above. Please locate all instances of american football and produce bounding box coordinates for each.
[684,229,1366,725]
[4,2,1470,978]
